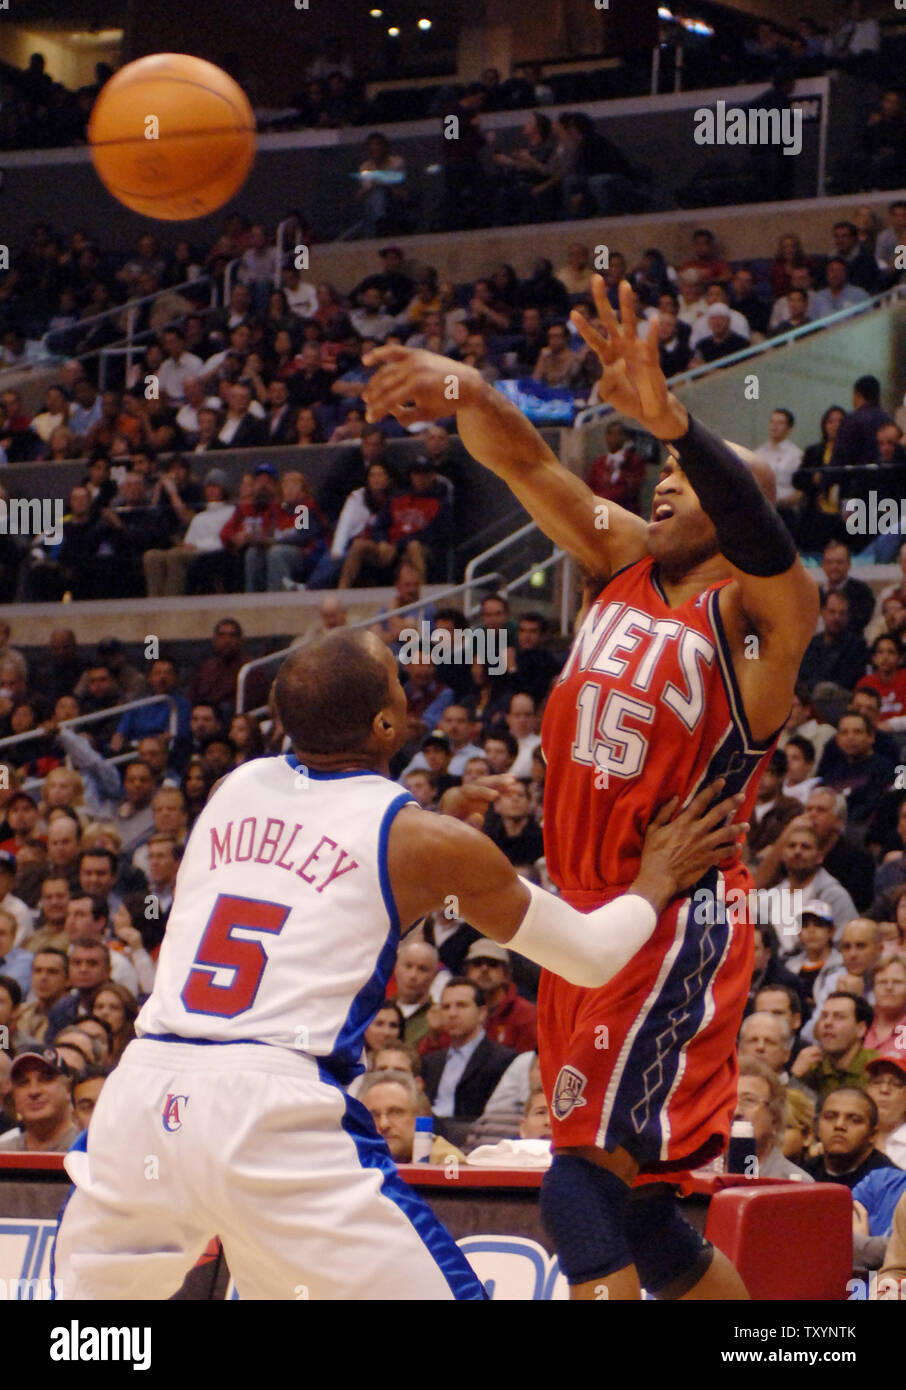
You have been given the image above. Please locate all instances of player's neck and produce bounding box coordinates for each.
[298,751,390,777]
[657,552,732,607]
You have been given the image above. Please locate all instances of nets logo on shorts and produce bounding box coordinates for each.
[162,1094,190,1132]
[551,1066,587,1121]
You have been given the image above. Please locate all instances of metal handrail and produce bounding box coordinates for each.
[574,283,906,429]
[462,522,538,616]
[0,694,179,754]
[235,573,504,713]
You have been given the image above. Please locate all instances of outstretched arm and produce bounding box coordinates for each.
[361,346,647,580]
[388,779,745,989]
[572,279,820,691]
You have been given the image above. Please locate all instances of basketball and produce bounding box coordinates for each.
[87,53,256,220]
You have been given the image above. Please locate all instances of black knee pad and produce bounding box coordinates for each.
[540,1154,634,1286]
[624,1183,714,1298]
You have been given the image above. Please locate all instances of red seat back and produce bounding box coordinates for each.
[704,1183,852,1301]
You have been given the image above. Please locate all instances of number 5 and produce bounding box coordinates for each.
[181,893,290,1018]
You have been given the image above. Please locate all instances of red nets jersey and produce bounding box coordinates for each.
[538,556,784,1170]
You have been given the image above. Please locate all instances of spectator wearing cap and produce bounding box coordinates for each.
[338,456,451,589]
[0,844,34,943]
[735,1057,814,1181]
[143,470,233,597]
[220,465,284,591]
[464,939,537,1052]
[690,303,749,365]
[0,1048,80,1152]
[864,954,906,1058]
[785,901,843,1017]
[687,285,750,349]
[422,978,518,1123]
[804,1087,896,1188]
[791,991,878,1100]
[866,1054,906,1166]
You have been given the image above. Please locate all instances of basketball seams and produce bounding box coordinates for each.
[89,70,255,213]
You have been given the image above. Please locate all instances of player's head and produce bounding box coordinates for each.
[649,443,775,580]
[274,629,407,771]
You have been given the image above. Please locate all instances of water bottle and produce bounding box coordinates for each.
[412,1116,434,1164]
[726,1119,758,1177]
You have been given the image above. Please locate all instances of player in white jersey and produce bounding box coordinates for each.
[52,629,745,1301]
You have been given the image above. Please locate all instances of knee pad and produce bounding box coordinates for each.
[539,1154,633,1286]
[624,1183,714,1298]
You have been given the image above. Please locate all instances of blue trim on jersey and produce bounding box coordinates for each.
[707,587,786,754]
[137,1032,269,1046]
[283,754,383,782]
[49,1127,88,1301]
[602,868,733,1163]
[320,791,415,1085]
[319,1061,487,1300]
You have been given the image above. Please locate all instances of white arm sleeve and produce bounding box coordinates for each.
[506,879,658,989]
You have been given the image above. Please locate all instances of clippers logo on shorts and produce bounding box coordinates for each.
[551,1066,587,1120]
[162,1094,189,1132]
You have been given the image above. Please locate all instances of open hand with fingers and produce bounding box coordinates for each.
[439,773,519,829]
[573,276,689,442]
[362,345,483,426]
[631,778,748,912]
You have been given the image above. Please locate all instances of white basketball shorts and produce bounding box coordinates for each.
[52,1037,486,1301]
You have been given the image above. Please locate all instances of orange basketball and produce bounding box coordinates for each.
[87,53,256,220]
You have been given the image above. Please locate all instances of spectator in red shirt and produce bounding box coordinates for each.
[338,458,451,587]
[856,635,906,718]
[186,618,268,721]
[679,228,732,285]
[586,419,647,515]
[463,938,537,1052]
[220,463,285,593]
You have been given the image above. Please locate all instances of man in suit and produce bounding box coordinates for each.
[422,978,517,1121]
[263,379,297,446]
[216,382,266,449]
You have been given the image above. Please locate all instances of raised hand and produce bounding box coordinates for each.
[362,345,483,426]
[572,276,689,442]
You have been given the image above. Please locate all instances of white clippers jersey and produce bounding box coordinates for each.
[137,755,415,1082]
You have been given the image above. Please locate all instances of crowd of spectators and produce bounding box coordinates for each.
[2,212,904,600]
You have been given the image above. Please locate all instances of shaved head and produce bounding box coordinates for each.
[274,630,393,758]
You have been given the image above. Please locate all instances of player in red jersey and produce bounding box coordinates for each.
[362,277,819,1301]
